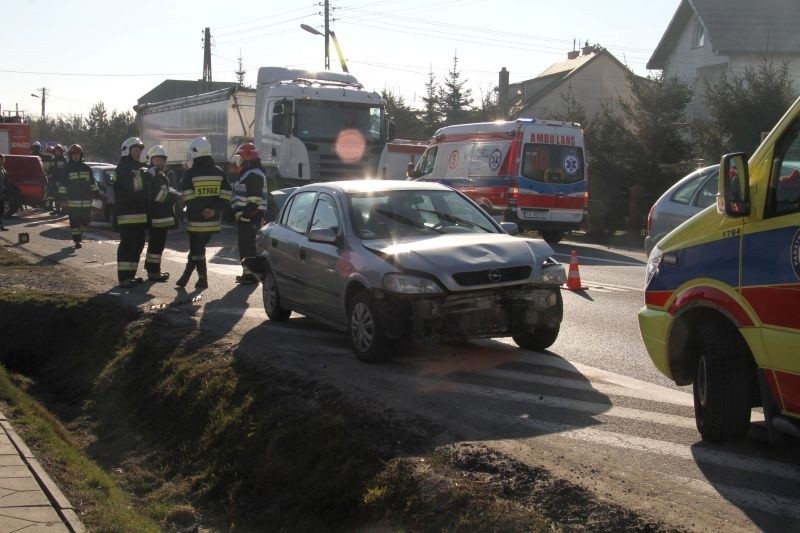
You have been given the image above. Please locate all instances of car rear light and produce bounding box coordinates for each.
[646,203,656,234]
[508,178,518,207]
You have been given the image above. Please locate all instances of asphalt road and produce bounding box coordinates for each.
[2,209,798,532]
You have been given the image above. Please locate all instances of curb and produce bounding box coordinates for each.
[0,419,85,533]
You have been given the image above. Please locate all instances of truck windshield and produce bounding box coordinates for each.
[295,101,384,143]
[520,143,585,184]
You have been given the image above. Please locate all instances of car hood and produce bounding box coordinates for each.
[362,234,557,290]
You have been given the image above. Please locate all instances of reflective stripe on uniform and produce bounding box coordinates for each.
[190,254,206,261]
[151,216,174,227]
[182,189,197,201]
[67,200,93,208]
[117,213,147,224]
[145,253,162,264]
[117,261,138,271]
[187,220,221,233]
[70,228,83,236]
[155,186,169,203]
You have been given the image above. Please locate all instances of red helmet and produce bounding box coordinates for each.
[67,144,84,157]
[235,143,260,161]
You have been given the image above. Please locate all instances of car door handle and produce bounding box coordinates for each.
[299,248,307,260]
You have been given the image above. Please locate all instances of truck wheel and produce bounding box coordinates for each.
[540,230,564,243]
[513,327,560,351]
[263,270,291,321]
[693,321,753,441]
[349,291,391,363]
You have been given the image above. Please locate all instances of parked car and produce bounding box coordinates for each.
[644,165,719,255]
[86,162,116,222]
[2,154,47,216]
[244,180,567,363]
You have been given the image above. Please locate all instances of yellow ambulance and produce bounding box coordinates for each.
[638,96,800,442]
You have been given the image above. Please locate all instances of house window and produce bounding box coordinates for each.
[694,20,705,48]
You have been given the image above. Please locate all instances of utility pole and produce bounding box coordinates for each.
[31,87,47,117]
[202,27,212,89]
[324,0,330,70]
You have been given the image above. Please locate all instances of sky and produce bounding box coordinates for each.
[1,0,679,119]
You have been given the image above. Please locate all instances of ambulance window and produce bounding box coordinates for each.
[770,122,800,217]
[419,146,438,176]
[521,144,584,184]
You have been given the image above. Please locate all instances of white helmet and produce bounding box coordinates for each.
[147,145,168,160]
[187,137,213,159]
[121,137,144,157]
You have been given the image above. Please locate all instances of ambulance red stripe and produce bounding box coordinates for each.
[741,285,800,330]
[667,286,754,326]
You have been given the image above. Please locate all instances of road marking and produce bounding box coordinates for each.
[680,475,800,521]
[407,376,697,429]
[474,410,800,482]
[554,252,643,267]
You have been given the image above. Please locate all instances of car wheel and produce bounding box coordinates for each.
[349,291,391,363]
[513,327,560,351]
[692,320,753,442]
[540,230,564,243]
[262,269,291,321]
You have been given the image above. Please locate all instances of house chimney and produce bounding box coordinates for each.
[498,67,509,116]
[582,40,594,55]
[567,50,580,60]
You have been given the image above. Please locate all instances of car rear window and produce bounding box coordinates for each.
[671,172,707,205]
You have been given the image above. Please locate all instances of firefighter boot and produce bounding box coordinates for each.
[175,261,195,288]
[195,262,208,289]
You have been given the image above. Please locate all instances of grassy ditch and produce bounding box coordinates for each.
[0,245,668,532]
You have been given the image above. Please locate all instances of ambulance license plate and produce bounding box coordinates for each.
[522,209,548,220]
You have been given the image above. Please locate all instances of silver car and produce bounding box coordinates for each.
[245,180,567,362]
[644,165,719,255]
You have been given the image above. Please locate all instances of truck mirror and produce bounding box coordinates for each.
[718,152,750,217]
[387,121,395,141]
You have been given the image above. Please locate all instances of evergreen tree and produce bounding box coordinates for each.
[420,69,441,136]
[551,85,588,126]
[382,90,427,141]
[701,59,797,158]
[436,53,473,126]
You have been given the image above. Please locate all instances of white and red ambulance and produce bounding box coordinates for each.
[408,118,588,242]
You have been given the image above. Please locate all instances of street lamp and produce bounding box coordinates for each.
[30,91,45,117]
[300,24,349,73]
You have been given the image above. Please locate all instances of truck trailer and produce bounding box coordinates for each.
[135,86,255,169]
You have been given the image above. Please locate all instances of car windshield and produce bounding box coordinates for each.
[349,189,498,239]
[295,101,384,143]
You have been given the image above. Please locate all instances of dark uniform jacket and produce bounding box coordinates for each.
[180,159,232,233]
[231,166,268,223]
[50,155,68,198]
[147,166,178,230]
[114,155,149,227]
[64,159,99,208]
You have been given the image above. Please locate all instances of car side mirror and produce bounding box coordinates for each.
[718,153,750,217]
[407,163,422,179]
[308,227,338,245]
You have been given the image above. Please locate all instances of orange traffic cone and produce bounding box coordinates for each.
[564,250,588,291]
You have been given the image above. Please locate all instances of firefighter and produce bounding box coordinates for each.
[64,144,99,249]
[114,137,149,288]
[32,142,55,209]
[175,137,232,289]
[143,145,177,282]
[49,144,68,216]
[230,143,268,284]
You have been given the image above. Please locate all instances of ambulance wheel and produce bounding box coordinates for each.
[541,230,564,243]
[693,321,753,442]
[263,270,291,321]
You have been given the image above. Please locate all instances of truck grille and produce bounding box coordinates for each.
[452,266,532,286]
[305,143,382,180]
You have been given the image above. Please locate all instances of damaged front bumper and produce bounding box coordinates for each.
[374,284,563,343]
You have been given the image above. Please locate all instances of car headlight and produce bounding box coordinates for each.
[645,246,664,287]
[383,273,443,294]
[532,257,566,285]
